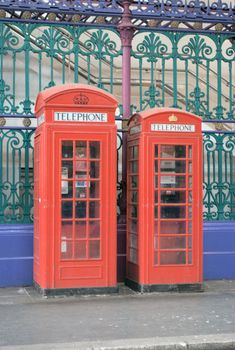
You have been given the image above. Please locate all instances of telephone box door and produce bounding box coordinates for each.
[148,137,202,284]
[54,133,111,288]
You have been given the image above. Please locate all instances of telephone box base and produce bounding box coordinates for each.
[33,281,118,297]
[125,279,203,293]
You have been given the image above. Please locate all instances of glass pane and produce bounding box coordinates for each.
[154,191,158,203]
[75,186,87,199]
[189,176,192,188]
[61,240,73,259]
[160,175,186,188]
[75,141,87,158]
[129,248,137,264]
[75,201,86,218]
[89,201,100,218]
[161,145,186,158]
[90,161,99,178]
[61,221,73,239]
[75,161,87,172]
[154,206,158,218]
[130,205,137,218]
[188,235,192,249]
[188,251,192,264]
[160,206,186,219]
[154,235,158,249]
[160,191,186,204]
[154,160,158,173]
[160,251,186,265]
[89,221,100,238]
[131,175,138,189]
[90,141,100,159]
[160,221,186,234]
[154,251,158,265]
[74,240,86,259]
[188,221,192,234]
[154,145,158,157]
[154,220,158,234]
[89,240,100,259]
[189,161,192,173]
[130,234,137,248]
[188,191,192,203]
[130,219,137,233]
[61,201,73,218]
[131,191,137,203]
[131,161,138,173]
[75,221,86,238]
[160,236,186,249]
[90,181,99,198]
[189,206,192,219]
[155,175,158,188]
[132,146,138,159]
[62,161,73,178]
[188,146,192,158]
[62,181,73,198]
[62,141,73,158]
[160,160,175,172]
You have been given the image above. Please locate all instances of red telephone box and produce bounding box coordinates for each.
[126,108,203,292]
[34,84,118,295]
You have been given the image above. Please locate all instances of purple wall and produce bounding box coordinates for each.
[0,221,234,287]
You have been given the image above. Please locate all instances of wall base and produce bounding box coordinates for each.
[125,278,203,293]
[33,281,119,297]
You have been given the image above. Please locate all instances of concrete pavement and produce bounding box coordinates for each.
[0,280,235,349]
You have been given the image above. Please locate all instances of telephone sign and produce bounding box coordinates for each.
[34,84,118,295]
[126,108,203,292]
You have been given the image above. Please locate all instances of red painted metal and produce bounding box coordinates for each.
[34,84,118,290]
[127,108,203,287]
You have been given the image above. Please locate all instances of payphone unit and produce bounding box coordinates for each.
[126,108,203,292]
[34,84,118,295]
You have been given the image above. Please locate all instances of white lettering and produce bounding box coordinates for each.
[54,112,108,122]
[151,124,195,133]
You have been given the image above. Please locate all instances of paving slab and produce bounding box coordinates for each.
[0,281,234,349]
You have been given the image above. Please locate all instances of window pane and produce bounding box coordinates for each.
[61,240,73,259]
[61,201,73,218]
[160,191,186,204]
[75,141,87,158]
[90,161,99,178]
[62,161,73,178]
[75,186,87,199]
[160,251,186,265]
[62,141,73,158]
[90,141,100,159]
[75,201,86,218]
[131,175,138,189]
[90,181,99,198]
[62,181,73,198]
[131,191,137,203]
[160,145,186,158]
[161,206,186,219]
[154,160,158,173]
[130,219,137,233]
[89,201,100,218]
[160,221,186,234]
[89,240,100,259]
[131,161,138,173]
[160,175,186,188]
[154,145,158,157]
[75,241,86,259]
[89,221,100,238]
[75,221,86,238]
[160,236,186,249]
[61,221,73,239]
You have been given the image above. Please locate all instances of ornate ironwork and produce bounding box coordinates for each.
[0,129,34,223]
[0,1,234,34]
[203,132,235,220]
[132,31,235,120]
[0,24,122,116]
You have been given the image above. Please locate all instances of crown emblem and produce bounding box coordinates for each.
[168,114,178,122]
[73,93,89,105]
